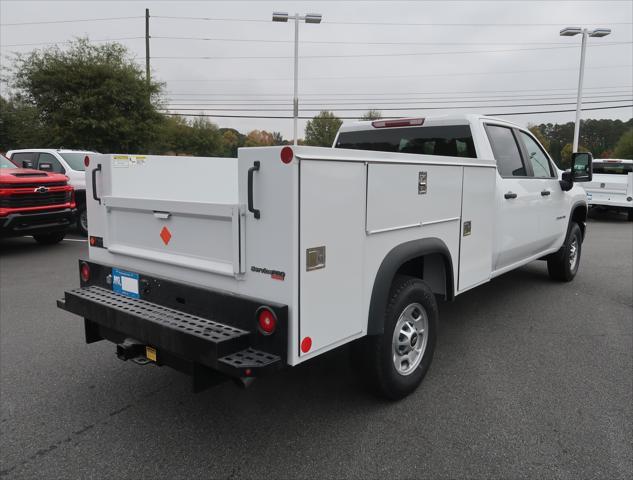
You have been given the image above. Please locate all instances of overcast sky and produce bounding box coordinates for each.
[1,0,632,140]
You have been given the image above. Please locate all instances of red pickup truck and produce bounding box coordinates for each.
[1,154,76,244]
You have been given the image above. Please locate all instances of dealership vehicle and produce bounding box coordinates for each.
[0,154,76,243]
[57,115,592,399]
[7,148,96,234]
[582,158,633,221]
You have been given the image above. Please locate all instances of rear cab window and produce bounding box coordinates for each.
[335,125,477,158]
[593,162,633,175]
[10,152,38,168]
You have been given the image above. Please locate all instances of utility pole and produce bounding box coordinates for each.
[145,8,151,87]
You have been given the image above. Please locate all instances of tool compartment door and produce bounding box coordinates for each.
[458,166,496,290]
[299,160,366,356]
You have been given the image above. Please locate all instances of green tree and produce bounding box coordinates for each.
[360,109,382,121]
[9,38,164,153]
[304,111,343,147]
[153,115,223,156]
[613,127,633,159]
[0,96,45,151]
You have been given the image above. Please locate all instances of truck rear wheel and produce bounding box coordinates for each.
[355,276,438,400]
[547,222,582,282]
[33,232,66,245]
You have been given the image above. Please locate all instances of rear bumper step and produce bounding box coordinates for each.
[57,285,282,383]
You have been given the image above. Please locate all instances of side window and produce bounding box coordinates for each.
[485,125,527,177]
[10,152,38,168]
[37,153,65,174]
[519,131,554,178]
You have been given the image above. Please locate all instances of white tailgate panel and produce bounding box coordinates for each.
[300,161,366,356]
[458,167,496,290]
[367,164,462,233]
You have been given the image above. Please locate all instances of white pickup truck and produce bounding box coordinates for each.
[57,114,593,399]
[583,158,633,221]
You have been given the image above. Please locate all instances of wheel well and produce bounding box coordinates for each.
[367,238,454,335]
[396,253,450,300]
[571,203,587,239]
[75,189,86,208]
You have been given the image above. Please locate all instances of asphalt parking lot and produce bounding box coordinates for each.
[1,212,631,479]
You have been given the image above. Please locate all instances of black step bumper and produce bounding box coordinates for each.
[57,261,288,389]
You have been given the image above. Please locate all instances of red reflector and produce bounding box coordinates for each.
[80,262,90,283]
[89,236,96,246]
[84,155,90,167]
[280,146,294,164]
[257,308,277,335]
[301,336,312,353]
[372,118,425,128]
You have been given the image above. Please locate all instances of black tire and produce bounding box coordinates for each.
[354,276,438,400]
[33,232,66,245]
[547,222,582,282]
[77,206,88,236]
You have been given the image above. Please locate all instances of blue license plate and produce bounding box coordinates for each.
[112,268,140,299]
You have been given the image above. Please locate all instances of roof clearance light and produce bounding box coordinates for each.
[372,118,425,128]
[280,146,294,164]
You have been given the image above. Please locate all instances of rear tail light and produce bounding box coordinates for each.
[372,118,425,128]
[257,307,277,335]
[80,262,91,283]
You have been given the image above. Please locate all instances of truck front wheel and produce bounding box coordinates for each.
[33,232,66,245]
[547,222,582,282]
[356,276,438,400]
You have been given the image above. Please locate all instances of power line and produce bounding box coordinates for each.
[165,85,633,97]
[160,104,633,120]
[164,93,633,106]
[151,35,633,47]
[2,37,144,48]
[161,64,632,82]
[152,42,631,60]
[163,98,633,112]
[151,15,632,27]
[0,16,143,27]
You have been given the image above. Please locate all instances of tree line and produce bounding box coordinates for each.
[1,39,631,163]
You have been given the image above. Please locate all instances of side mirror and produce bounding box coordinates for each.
[22,161,33,168]
[571,152,593,182]
[560,171,573,191]
[39,162,53,171]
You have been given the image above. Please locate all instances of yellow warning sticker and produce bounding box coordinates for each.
[113,155,129,160]
[145,346,157,362]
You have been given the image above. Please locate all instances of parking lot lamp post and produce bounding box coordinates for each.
[273,12,323,145]
[560,26,612,152]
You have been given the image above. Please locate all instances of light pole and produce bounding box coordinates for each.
[273,11,322,145]
[560,26,612,152]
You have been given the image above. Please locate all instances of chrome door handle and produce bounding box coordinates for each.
[504,192,517,199]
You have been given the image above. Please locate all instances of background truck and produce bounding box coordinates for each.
[7,148,97,235]
[1,154,76,243]
[57,114,593,399]
[582,158,633,221]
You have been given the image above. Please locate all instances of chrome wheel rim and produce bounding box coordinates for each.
[569,237,579,271]
[79,210,88,232]
[392,302,428,376]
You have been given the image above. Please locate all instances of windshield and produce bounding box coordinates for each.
[59,152,88,171]
[0,154,17,169]
[593,162,633,175]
